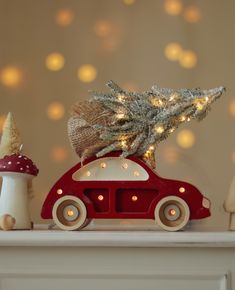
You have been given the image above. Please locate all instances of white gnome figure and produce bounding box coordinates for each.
[224,175,235,230]
[0,113,39,230]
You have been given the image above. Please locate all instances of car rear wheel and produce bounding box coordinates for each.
[52,196,87,231]
[154,196,190,231]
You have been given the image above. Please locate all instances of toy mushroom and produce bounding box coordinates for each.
[224,175,235,230]
[0,154,39,229]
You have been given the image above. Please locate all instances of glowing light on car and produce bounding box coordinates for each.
[57,189,63,195]
[179,187,186,193]
[86,171,91,177]
[134,171,140,177]
[100,162,107,168]
[169,209,176,216]
[122,163,128,169]
[132,195,138,201]
[67,209,74,217]
[98,195,104,201]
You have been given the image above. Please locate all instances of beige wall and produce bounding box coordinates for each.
[0,0,234,228]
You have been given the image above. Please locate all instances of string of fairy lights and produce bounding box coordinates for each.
[0,0,233,166]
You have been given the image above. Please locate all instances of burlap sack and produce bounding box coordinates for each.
[68,100,112,161]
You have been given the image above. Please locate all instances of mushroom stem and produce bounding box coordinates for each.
[0,173,31,229]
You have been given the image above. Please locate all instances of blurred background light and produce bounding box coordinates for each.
[78,64,97,83]
[122,0,136,6]
[0,66,22,87]
[46,53,65,71]
[163,145,180,163]
[229,100,235,117]
[51,146,68,162]
[164,43,182,61]
[179,50,197,68]
[55,9,74,27]
[183,6,201,23]
[0,115,6,133]
[47,102,65,120]
[177,129,195,148]
[164,0,183,16]
[94,20,113,37]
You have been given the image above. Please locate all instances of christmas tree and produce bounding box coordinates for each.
[0,112,21,158]
[68,81,225,168]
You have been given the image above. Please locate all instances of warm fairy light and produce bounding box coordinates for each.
[100,162,107,168]
[164,0,183,16]
[0,114,6,133]
[179,187,186,193]
[183,6,201,23]
[164,43,182,61]
[151,98,163,107]
[195,101,205,111]
[177,129,195,149]
[169,127,175,133]
[86,171,91,177]
[94,20,112,37]
[123,0,136,5]
[229,100,235,117]
[149,145,155,151]
[169,209,176,216]
[57,189,63,195]
[55,9,74,27]
[155,126,164,134]
[121,140,128,148]
[51,146,68,162]
[46,53,65,71]
[98,195,104,201]
[134,171,140,177]
[116,113,126,119]
[179,50,197,69]
[78,64,97,83]
[132,195,138,201]
[118,95,125,102]
[187,117,191,122]
[0,66,22,87]
[205,97,209,102]
[122,163,128,169]
[180,115,186,122]
[67,209,74,217]
[47,102,65,120]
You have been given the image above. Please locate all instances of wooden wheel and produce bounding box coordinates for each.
[52,196,87,231]
[154,196,190,231]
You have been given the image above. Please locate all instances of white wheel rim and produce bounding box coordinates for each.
[52,196,87,231]
[155,196,190,231]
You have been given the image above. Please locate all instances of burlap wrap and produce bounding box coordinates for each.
[68,100,112,161]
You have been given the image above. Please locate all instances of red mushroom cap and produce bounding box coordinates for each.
[0,154,39,176]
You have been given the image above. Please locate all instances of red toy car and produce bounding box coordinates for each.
[41,152,211,231]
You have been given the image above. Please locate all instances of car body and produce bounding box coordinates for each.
[41,152,211,231]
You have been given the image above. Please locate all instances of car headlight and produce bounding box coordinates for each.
[202,197,210,209]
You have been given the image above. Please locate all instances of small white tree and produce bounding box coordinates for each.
[0,112,21,158]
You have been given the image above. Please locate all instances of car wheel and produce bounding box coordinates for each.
[154,196,190,231]
[52,195,87,231]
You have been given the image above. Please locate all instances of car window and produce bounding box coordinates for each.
[72,157,149,181]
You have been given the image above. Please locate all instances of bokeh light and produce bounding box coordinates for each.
[229,99,235,117]
[177,129,195,148]
[164,0,183,16]
[47,102,65,120]
[46,53,65,71]
[51,146,68,162]
[179,50,197,68]
[163,145,180,163]
[94,20,113,37]
[0,66,22,87]
[123,0,136,5]
[55,9,74,27]
[0,114,6,133]
[78,64,97,83]
[164,43,182,61]
[183,6,201,23]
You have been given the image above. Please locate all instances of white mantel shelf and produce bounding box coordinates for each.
[0,228,234,248]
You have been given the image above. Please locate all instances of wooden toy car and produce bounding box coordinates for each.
[41,152,211,231]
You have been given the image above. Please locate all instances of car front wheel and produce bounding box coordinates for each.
[154,196,190,231]
[52,195,87,231]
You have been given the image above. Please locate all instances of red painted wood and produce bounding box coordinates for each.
[41,152,211,222]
